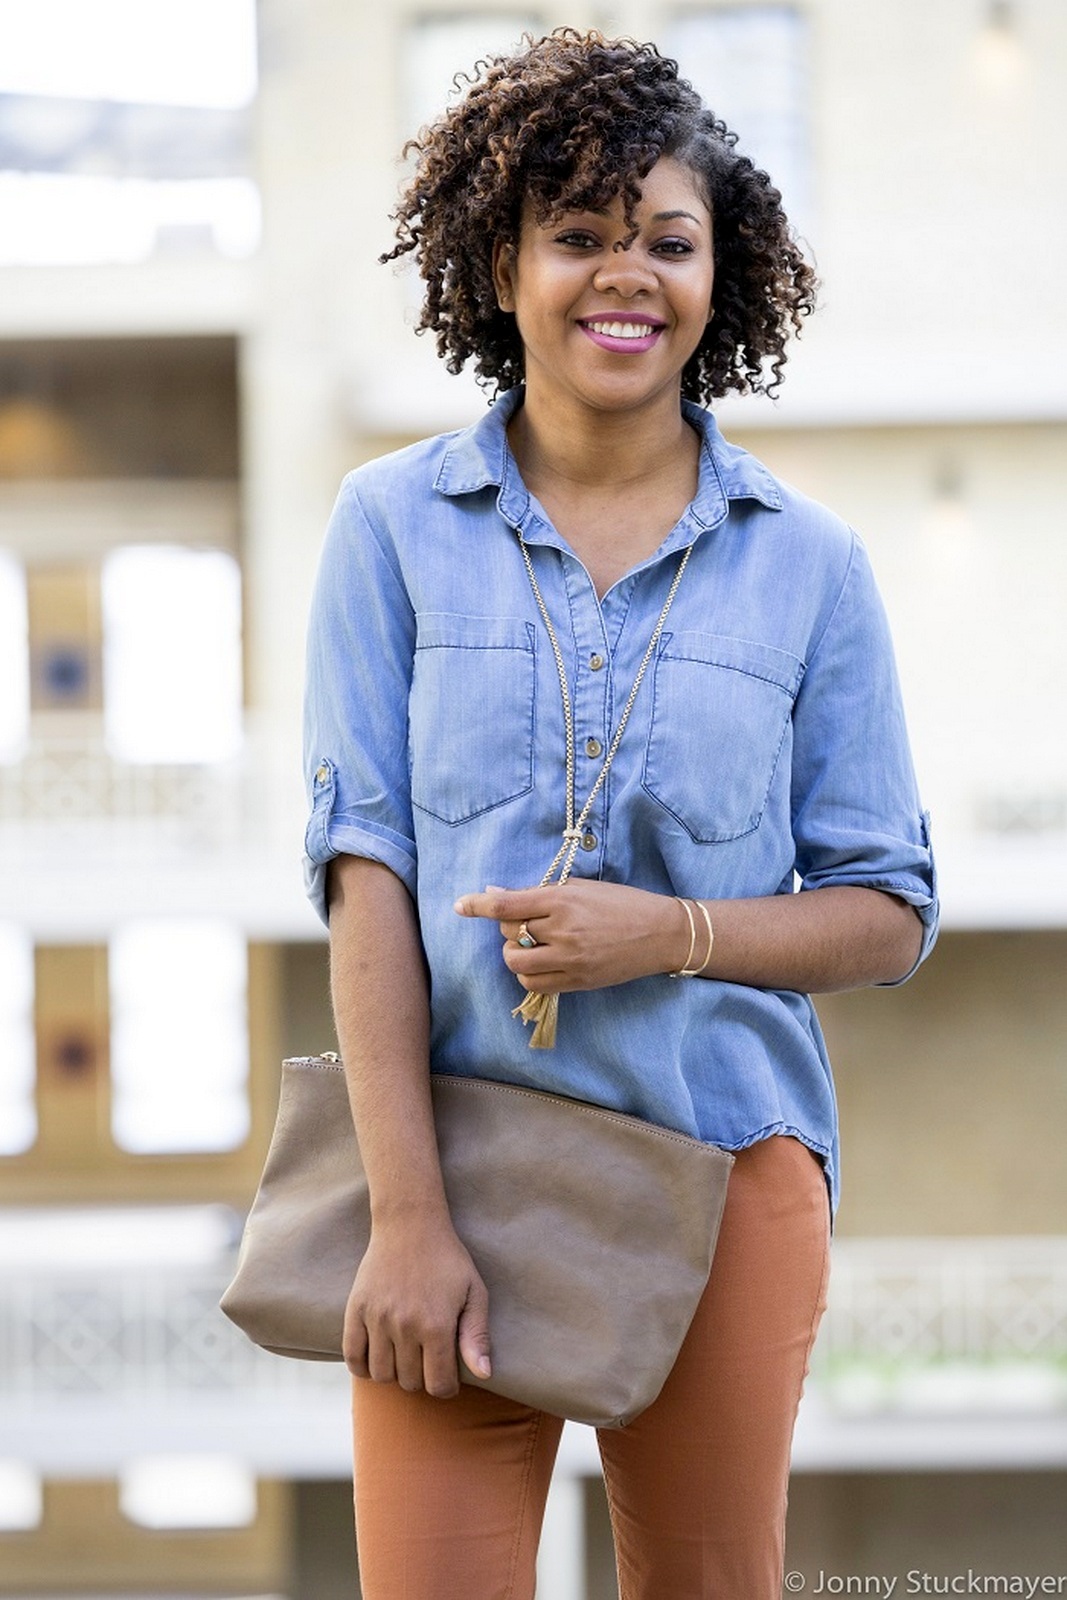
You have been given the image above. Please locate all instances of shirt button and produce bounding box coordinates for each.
[589,653,604,671]
[581,830,598,851]
[585,737,603,759]
[315,764,329,785]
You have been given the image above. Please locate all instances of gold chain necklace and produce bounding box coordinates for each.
[512,533,694,1047]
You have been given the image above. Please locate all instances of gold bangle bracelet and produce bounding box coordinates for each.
[668,896,697,978]
[690,899,714,977]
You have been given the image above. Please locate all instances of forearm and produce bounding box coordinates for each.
[328,854,493,1391]
[457,879,924,996]
[327,854,448,1226]
[689,885,923,993]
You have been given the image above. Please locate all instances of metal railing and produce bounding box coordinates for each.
[815,1235,1067,1415]
[1,1236,1064,1466]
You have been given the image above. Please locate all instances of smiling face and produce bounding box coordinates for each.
[492,156,715,419]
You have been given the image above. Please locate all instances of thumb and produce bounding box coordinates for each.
[457,1278,492,1379]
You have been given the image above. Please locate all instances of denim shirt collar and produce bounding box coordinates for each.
[432,387,782,550]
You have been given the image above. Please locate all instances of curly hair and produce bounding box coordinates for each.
[382,29,817,403]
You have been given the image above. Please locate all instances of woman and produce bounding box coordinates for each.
[303,29,937,1599]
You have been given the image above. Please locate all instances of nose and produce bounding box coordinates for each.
[592,246,658,298]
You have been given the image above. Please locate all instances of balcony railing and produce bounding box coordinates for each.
[0,713,318,935]
[0,714,245,849]
[817,1236,1067,1415]
[1,1233,1065,1478]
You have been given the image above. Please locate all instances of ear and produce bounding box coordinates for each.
[492,238,517,312]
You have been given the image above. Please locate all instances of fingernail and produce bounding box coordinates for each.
[477,1356,491,1377]
[485,883,505,892]
[453,898,467,915]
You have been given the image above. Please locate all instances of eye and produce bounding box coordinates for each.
[553,229,600,250]
[652,237,696,257]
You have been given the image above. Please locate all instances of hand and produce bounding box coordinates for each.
[453,879,688,993]
[343,1217,491,1398]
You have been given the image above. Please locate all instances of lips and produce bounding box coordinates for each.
[577,314,666,354]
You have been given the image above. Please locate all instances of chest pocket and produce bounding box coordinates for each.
[410,613,537,825]
[642,630,804,843]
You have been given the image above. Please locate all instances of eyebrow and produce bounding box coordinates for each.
[581,206,704,227]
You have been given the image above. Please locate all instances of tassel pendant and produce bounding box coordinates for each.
[511,990,559,1050]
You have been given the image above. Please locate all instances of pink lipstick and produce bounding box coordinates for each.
[577,314,665,354]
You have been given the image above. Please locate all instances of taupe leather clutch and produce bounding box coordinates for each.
[221,1056,734,1428]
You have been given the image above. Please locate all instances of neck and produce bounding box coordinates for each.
[508,381,696,492]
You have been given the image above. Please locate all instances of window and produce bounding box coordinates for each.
[663,7,810,224]
[0,0,259,265]
[0,174,260,267]
[101,546,242,764]
[0,922,35,1155]
[119,1455,256,1530]
[0,0,257,106]
[0,1461,42,1531]
[0,552,29,762]
[109,919,249,1153]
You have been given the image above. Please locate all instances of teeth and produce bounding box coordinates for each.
[587,321,656,339]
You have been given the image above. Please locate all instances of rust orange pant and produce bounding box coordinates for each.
[351,1134,831,1599]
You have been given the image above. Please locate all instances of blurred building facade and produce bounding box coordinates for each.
[1,0,1065,1595]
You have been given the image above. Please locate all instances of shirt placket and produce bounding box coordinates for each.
[556,555,618,875]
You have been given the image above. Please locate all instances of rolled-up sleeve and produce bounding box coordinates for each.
[302,476,417,924]
[790,531,938,982]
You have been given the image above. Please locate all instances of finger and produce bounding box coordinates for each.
[454,887,555,922]
[366,1330,398,1385]
[394,1337,427,1394]
[514,970,567,993]
[342,1313,370,1379]
[512,957,586,992]
[502,943,557,975]
[453,890,515,921]
[457,1282,492,1382]
[421,1334,462,1400]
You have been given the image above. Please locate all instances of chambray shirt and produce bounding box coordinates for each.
[303,388,938,1216]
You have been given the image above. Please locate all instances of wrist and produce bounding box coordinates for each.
[369,1182,452,1231]
[667,896,714,978]
[654,893,691,977]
